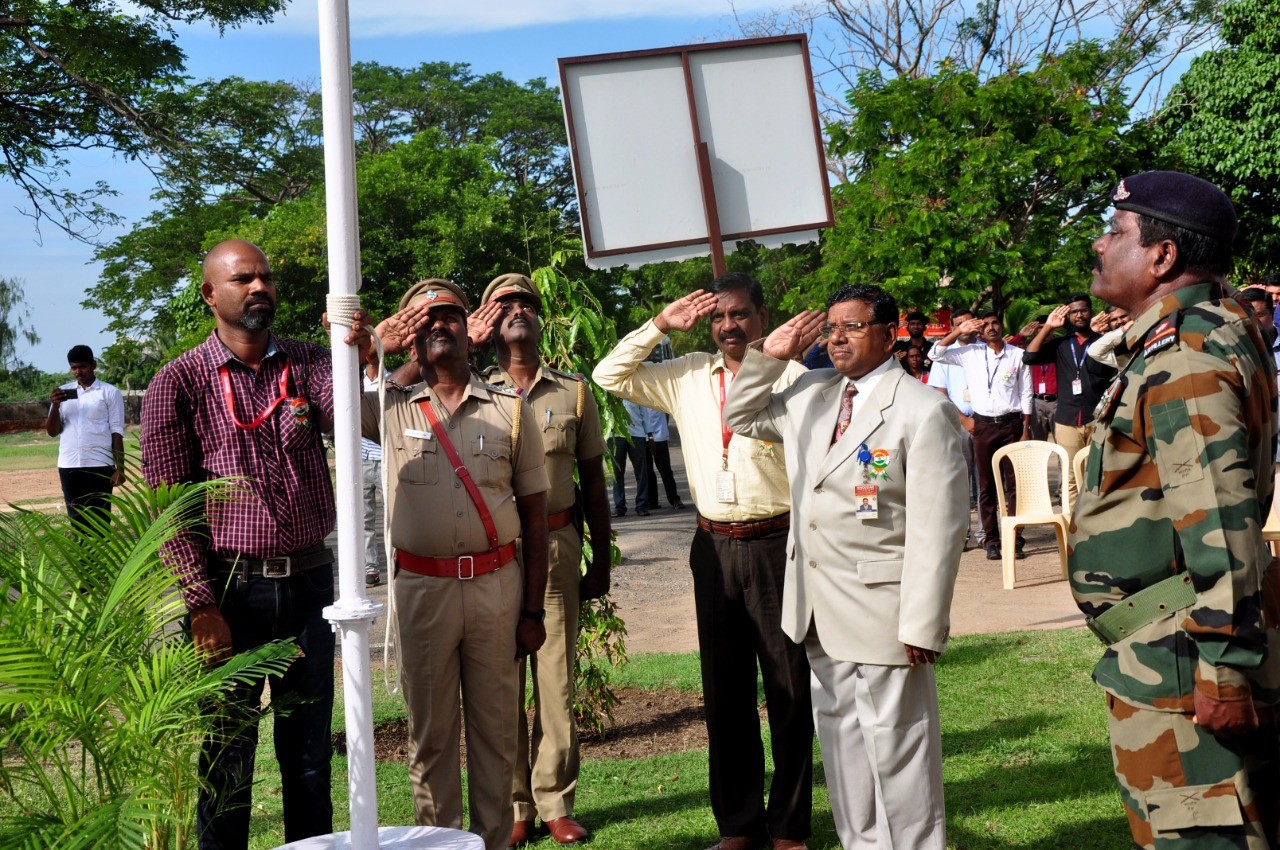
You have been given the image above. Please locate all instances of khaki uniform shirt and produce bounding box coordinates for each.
[482,365,607,516]
[592,319,804,522]
[361,378,549,558]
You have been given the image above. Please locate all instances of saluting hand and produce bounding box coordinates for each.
[373,302,435,356]
[654,289,718,334]
[763,310,827,361]
[1044,304,1069,331]
[467,299,502,347]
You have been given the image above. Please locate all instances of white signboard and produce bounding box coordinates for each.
[559,35,833,270]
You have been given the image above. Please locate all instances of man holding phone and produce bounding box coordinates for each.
[46,345,125,527]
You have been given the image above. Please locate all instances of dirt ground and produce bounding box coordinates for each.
[0,467,60,508]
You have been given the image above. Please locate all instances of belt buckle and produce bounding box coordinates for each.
[457,555,475,580]
[1084,616,1111,646]
[261,557,292,579]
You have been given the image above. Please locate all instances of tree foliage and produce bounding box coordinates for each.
[807,43,1156,315]
[0,0,285,237]
[0,276,39,370]
[1159,0,1280,274]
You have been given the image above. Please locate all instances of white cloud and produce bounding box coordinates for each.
[277,0,781,37]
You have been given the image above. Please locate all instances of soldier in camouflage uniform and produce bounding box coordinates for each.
[1070,171,1280,848]
[474,273,613,847]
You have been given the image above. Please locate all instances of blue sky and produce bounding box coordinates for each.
[5,0,778,372]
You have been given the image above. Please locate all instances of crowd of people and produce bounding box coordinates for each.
[46,168,1280,850]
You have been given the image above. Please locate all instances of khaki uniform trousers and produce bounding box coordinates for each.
[1053,422,1092,512]
[395,562,523,850]
[513,524,583,822]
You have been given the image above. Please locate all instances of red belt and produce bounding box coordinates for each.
[697,512,790,540]
[548,508,574,532]
[396,541,517,579]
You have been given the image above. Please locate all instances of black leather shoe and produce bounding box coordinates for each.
[986,543,1000,561]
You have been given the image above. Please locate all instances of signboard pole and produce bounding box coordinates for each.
[695,141,727,278]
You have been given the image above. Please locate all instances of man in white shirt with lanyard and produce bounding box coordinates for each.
[929,310,1032,561]
[927,308,979,514]
[594,273,813,850]
[46,344,126,528]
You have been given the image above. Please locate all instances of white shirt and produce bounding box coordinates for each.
[53,378,124,468]
[837,357,898,431]
[361,372,383,461]
[927,341,1032,417]
[926,361,974,416]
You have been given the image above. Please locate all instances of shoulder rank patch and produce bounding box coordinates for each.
[546,365,583,382]
[1144,315,1180,358]
[488,384,520,397]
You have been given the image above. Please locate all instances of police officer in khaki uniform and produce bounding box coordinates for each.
[472,273,612,847]
[359,278,550,850]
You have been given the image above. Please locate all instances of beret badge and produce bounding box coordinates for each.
[426,290,438,301]
[1113,180,1130,202]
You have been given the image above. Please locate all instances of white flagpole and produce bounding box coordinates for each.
[316,0,382,847]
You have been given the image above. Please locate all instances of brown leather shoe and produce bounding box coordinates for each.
[706,837,768,850]
[509,819,537,847]
[546,816,590,845]
[771,840,808,850]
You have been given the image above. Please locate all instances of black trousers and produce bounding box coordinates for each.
[644,439,682,507]
[58,465,113,528]
[690,526,813,841]
[198,560,335,849]
[608,436,650,512]
[972,415,1022,543]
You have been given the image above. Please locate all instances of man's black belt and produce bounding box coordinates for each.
[972,412,1023,424]
[1033,393,1058,401]
[208,543,333,579]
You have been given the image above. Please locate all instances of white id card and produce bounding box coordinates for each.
[404,428,434,441]
[716,469,737,504]
[1071,379,1083,395]
[855,484,879,520]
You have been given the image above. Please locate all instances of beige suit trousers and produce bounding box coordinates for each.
[395,563,523,850]
[806,632,945,850]
[513,525,582,822]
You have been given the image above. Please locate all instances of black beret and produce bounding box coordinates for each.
[1111,171,1236,243]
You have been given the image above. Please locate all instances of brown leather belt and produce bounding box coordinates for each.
[547,508,574,532]
[697,512,790,540]
[208,544,332,579]
[396,541,517,580]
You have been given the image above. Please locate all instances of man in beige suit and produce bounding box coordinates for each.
[724,284,969,850]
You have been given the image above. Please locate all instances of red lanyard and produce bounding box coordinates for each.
[219,362,291,430]
[718,370,733,469]
[417,399,501,550]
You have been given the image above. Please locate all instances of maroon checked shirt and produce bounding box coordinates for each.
[141,332,336,610]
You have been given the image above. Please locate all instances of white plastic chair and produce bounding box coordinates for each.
[1071,446,1089,518]
[992,440,1070,590]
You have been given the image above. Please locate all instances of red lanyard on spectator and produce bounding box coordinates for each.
[718,370,733,470]
[219,362,291,430]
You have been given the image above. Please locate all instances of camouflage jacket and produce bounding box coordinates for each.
[1069,281,1280,711]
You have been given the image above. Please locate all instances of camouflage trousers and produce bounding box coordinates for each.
[1106,694,1280,849]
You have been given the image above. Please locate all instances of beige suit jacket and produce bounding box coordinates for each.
[724,350,969,665]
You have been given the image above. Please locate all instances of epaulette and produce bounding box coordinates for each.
[546,365,583,382]
[386,380,417,393]
[1142,311,1180,358]
[488,384,521,397]
[477,364,502,381]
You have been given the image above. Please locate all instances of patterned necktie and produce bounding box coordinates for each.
[831,382,858,446]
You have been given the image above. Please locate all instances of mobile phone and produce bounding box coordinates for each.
[61,387,78,399]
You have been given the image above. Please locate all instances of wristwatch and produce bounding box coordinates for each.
[520,608,546,623]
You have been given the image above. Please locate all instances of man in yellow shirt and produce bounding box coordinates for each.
[594,273,813,850]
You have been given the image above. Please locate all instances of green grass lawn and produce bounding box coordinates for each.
[0,429,60,470]
[241,629,1131,849]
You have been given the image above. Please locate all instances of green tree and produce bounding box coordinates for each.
[0,276,39,369]
[0,0,285,237]
[1159,0,1280,274]
[811,43,1156,315]
[0,480,298,848]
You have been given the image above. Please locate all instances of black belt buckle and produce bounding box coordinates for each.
[261,556,292,578]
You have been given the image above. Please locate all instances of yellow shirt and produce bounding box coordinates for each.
[361,378,548,557]
[593,319,804,522]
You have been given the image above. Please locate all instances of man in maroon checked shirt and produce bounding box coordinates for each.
[141,239,371,850]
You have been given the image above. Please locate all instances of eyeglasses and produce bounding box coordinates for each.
[820,321,887,339]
